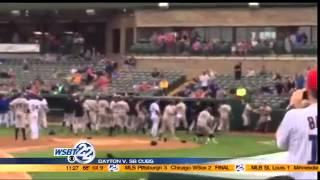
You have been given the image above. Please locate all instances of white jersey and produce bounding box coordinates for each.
[276,103,317,180]
[117,100,129,114]
[98,100,109,115]
[218,104,231,119]
[10,97,29,128]
[28,98,43,121]
[163,104,176,119]
[242,103,252,116]
[10,97,29,114]
[83,99,98,112]
[176,102,186,115]
[197,110,214,127]
[39,98,48,116]
[149,102,160,120]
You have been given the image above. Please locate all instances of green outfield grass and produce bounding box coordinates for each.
[1,126,280,180]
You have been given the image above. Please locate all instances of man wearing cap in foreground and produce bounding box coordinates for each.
[276,68,317,180]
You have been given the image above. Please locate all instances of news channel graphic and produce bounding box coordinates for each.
[54,140,96,164]
[0,140,319,175]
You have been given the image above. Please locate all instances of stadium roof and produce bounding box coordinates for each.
[0,3,316,11]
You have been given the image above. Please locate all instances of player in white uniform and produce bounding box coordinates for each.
[38,98,49,129]
[242,102,253,131]
[149,100,160,138]
[159,101,177,139]
[254,102,272,132]
[97,97,110,131]
[10,94,29,140]
[217,103,232,132]
[117,99,130,133]
[135,100,148,134]
[196,107,218,144]
[83,97,98,131]
[27,95,46,140]
[276,69,317,180]
[175,100,188,130]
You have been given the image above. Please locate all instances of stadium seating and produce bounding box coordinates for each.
[0,59,186,96]
[214,74,289,108]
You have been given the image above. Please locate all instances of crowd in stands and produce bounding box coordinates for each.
[175,63,309,106]
[131,29,316,56]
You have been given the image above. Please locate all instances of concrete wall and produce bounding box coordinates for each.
[135,57,316,79]
[135,7,317,27]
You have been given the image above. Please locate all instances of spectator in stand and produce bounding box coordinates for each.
[234,62,242,80]
[272,72,282,81]
[105,60,114,75]
[231,43,237,56]
[151,68,160,78]
[124,56,137,71]
[208,69,216,80]
[192,88,207,99]
[85,65,96,85]
[199,71,210,91]
[159,74,169,96]
[295,73,305,90]
[192,38,202,54]
[246,67,256,77]
[70,70,82,86]
[207,80,218,98]
[22,59,29,72]
[284,76,295,94]
[216,88,226,100]
[259,65,268,76]
[275,79,285,96]
[95,72,110,92]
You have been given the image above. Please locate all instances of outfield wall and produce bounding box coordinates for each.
[135,56,316,79]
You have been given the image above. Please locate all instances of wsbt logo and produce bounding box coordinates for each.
[54,140,96,164]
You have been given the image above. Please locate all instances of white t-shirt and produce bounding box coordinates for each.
[276,103,318,180]
[199,74,209,87]
[149,102,160,120]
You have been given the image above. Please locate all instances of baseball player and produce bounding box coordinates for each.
[117,98,130,133]
[38,97,49,129]
[73,95,85,135]
[217,103,232,132]
[97,97,110,131]
[63,95,75,129]
[159,101,177,139]
[175,100,188,130]
[242,101,253,131]
[10,94,29,140]
[135,100,148,134]
[195,107,218,144]
[149,100,160,138]
[276,68,317,180]
[83,97,98,131]
[254,102,272,132]
[27,94,46,140]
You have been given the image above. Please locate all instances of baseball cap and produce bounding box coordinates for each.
[306,68,317,91]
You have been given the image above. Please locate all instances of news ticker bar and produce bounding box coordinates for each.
[0,158,224,164]
[0,164,319,173]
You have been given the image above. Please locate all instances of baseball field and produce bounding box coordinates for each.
[0,125,281,180]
